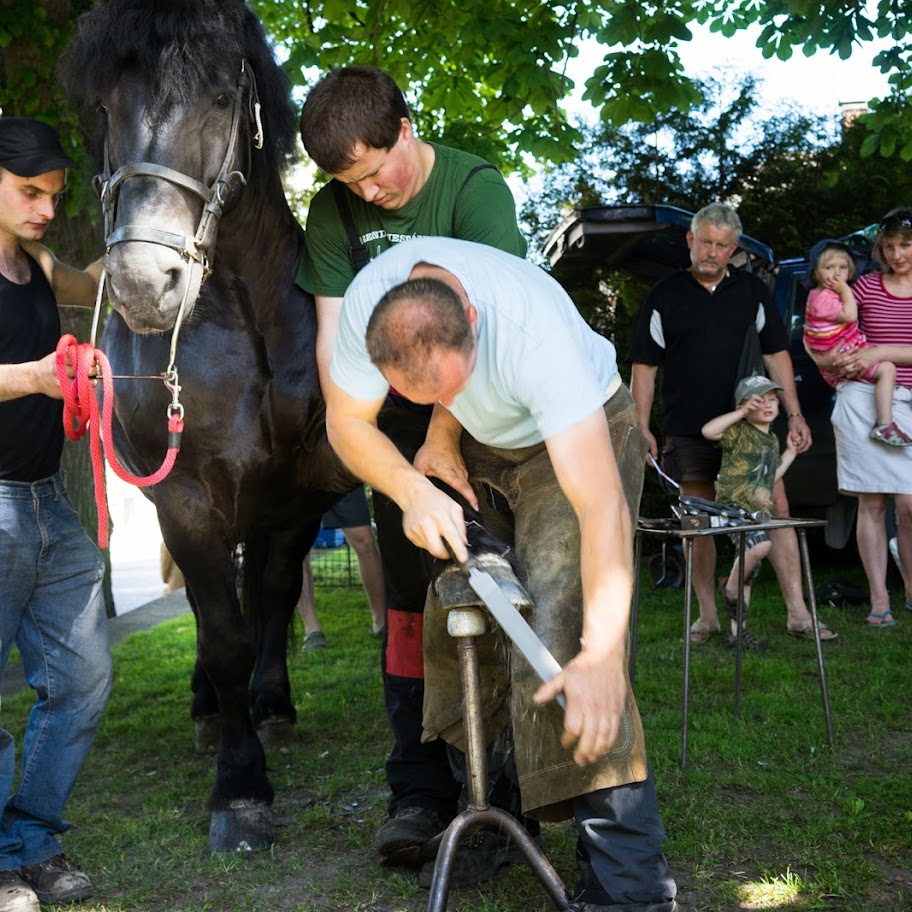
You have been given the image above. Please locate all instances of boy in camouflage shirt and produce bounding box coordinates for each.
[701,375,797,649]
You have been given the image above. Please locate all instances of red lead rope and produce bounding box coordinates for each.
[55,334,184,549]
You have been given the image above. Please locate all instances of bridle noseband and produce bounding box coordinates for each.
[92,59,264,368]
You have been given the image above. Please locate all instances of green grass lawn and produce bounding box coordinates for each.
[3,542,911,911]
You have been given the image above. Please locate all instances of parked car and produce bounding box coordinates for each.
[543,204,876,548]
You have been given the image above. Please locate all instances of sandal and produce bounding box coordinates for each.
[787,618,839,641]
[718,575,745,622]
[689,618,720,644]
[870,422,912,447]
[726,630,767,651]
[866,610,896,628]
[302,630,329,651]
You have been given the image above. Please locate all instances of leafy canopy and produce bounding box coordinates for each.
[255,0,912,169]
[1,1,909,172]
[519,67,912,349]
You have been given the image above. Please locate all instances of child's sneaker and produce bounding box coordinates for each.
[870,422,912,447]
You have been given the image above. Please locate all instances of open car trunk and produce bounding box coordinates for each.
[543,204,774,281]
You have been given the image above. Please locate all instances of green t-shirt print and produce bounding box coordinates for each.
[299,143,526,297]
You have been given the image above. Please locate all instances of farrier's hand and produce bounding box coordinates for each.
[533,645,627,766]
[415,404,479,510]
[401,478,469,562]
[414,438,478,511]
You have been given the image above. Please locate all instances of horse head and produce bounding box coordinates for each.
[60,0,297,334]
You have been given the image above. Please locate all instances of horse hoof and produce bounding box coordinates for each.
[208,800,274,853]
[256,718,296,750]
[194,716,220,754]
[435,550,532,611]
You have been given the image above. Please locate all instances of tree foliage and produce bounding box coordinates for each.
[520,71,831,261]
[254,0,912,169]
[520,67,912,361]
[2,1,911,170]
[0,0,95,198]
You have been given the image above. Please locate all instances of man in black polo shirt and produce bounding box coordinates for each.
[628,202,838,644]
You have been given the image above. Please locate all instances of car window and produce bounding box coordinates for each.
[786,274,810,342]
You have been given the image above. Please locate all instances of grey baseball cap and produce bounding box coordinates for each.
[734,374,783,404]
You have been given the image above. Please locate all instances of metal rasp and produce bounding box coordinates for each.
[464,562,567,711]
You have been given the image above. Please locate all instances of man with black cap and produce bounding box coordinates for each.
[0,117,112,911]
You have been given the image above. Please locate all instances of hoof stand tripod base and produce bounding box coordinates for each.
[424,605,569,912]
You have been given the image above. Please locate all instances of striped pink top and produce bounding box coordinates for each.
[804,287,868,353]
[854,272,912,388]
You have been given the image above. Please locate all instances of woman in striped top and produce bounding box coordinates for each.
[821,210,912,628]
[804,239,912,446]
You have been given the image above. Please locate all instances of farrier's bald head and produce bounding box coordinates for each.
[366,276,473,388]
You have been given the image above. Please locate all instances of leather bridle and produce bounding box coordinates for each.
[92,60,264,370]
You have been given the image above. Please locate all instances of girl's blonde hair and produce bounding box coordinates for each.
[814,244,855,284]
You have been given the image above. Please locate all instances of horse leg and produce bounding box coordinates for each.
[186,587,222,754]
[200,592,276,851]
[243,529,314,748]
[164,527,276,853]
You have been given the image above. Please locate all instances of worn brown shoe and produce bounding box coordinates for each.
[418,829,537,889]
[377,807,446,866]
[0,871,38,912]
[20,855,92,904]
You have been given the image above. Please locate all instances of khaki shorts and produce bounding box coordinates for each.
[661,434,722,485]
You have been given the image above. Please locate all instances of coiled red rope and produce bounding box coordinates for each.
[55,334,184,549]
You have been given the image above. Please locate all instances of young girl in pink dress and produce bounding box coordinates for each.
[804,240,912,447]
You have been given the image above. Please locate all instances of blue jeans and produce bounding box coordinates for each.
[0,473,112,869]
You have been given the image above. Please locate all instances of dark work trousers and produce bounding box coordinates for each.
[573,766,676,905]
[374,397,530,826]
[375,398,461,820]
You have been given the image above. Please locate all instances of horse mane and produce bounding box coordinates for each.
[59,0,297,175]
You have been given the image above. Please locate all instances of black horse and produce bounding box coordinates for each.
[60,0,358,851]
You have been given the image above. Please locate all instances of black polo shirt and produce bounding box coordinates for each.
[627,268,788,436]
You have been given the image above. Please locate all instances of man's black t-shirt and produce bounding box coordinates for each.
[626,268,788,436]
[0,253,63,481]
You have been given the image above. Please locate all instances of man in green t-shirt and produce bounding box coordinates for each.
[298,65,528,886]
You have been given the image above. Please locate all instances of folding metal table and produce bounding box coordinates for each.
[630,517,834,768]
